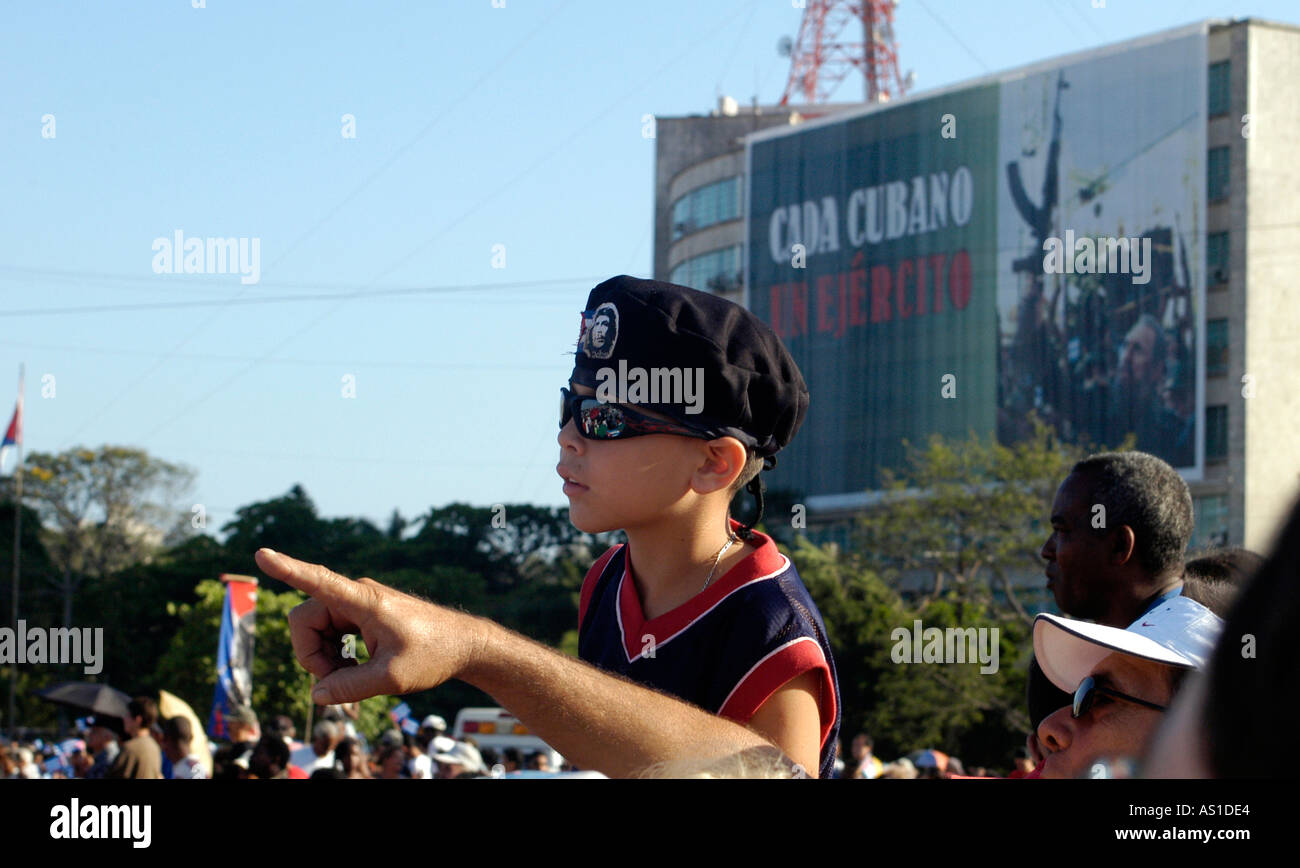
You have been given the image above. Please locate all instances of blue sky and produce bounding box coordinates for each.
[1,0,1291,540]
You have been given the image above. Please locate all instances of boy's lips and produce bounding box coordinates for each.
[556,464,588,494]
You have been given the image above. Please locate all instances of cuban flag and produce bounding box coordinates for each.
[1,382,22,474]
[208,574,259,740]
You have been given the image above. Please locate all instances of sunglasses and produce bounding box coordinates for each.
[1071,675,1167,719]
[559,387,714,441]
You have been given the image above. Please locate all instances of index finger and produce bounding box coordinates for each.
[255,548,370,618]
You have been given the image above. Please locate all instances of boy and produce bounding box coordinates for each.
[564,276,839,778]
[257,275,840,777]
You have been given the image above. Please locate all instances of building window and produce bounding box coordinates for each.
[1206,404,1228,462]
[1207,231,1229,286]
[1206,319,1229,378]
[1208,147,1230,202]
[671,177,741,241]
[1192,494,1230,549]
[1208,61,1230,117]
[670,245,743,295]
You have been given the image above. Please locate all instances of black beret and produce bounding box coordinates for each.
[570,275,808,457]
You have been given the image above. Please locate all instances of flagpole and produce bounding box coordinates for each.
[7,363,24,738]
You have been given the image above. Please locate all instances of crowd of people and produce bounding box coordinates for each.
[0,716,1046,780]
[3,448,1292,779]
[1,705,568,780]
[835,451,1274,781]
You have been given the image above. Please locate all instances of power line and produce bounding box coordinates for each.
[624,222,654,276]
[0,276,605,318]
[186,447,541,468]
[259,0,578,279]
[0,337,565,370]
[0,265,356,295]
[913,0,990,72]
[62,1,577,442]
[128,0,760,447]
[717,0,762,94]
[321,0,760,297]
[1056,0,1106,40]
[1042,0,1091,47]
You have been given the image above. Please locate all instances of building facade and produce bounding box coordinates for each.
[654,97,862,307]
[654,19,1300,557]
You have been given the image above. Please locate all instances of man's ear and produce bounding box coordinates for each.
[692,437,747,496]
[1112,525,1138,567]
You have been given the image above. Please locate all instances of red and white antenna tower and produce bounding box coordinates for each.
[778,0,913,105]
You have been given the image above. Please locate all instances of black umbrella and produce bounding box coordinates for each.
[35,681,132,718]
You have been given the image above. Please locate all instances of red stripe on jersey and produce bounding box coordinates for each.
[616,521,788,661]
[717,637,838,751]
[579,545,623,630]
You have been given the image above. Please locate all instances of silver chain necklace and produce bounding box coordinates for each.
[701,532,741,592]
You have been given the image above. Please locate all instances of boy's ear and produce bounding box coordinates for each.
[692,437,748,495]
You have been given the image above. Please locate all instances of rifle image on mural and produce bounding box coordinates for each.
[998,70,1197,469]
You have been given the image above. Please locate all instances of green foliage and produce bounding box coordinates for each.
[795,534,1032,767]
[787,422,1106,767]
[853,418,1088,623]
[557,629,580,658]
[0,499,61,629]
[151,579,396,739]
[2,446,195,640]
[0,666,60,732]
[137,487,601,735]
[2,445,606,736]
[862,596,1031,761]
[2,428,1082,774]
[790,537,900,742]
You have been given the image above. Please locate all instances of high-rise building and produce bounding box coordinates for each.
[654,19,1300,554]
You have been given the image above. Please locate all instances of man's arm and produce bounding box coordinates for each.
[465,615,800,777]
[256,548,797,779]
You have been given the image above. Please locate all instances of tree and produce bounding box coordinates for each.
[219,485,387,594]
[385,508,407,541]
[793,535,1031,767]
[852,419,1091,624]
[407,502,606,595]
[220,484,327,573]
[15,446,195,627]
[82,533,231,692]
[791,536,904,750]
[152,579,395,742]
[785,422,1124,766]
[0,499,61,627]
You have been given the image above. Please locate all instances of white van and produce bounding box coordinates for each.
[451,707,565,773]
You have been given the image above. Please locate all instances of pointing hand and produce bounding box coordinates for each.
[254,548,482,704]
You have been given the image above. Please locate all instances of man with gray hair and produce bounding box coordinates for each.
[290,720,339,774]
[1028,451,1194,755]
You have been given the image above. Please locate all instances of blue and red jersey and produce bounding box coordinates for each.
[578,522,841,779]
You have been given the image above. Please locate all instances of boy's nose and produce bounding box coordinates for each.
[558,419,584,452]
